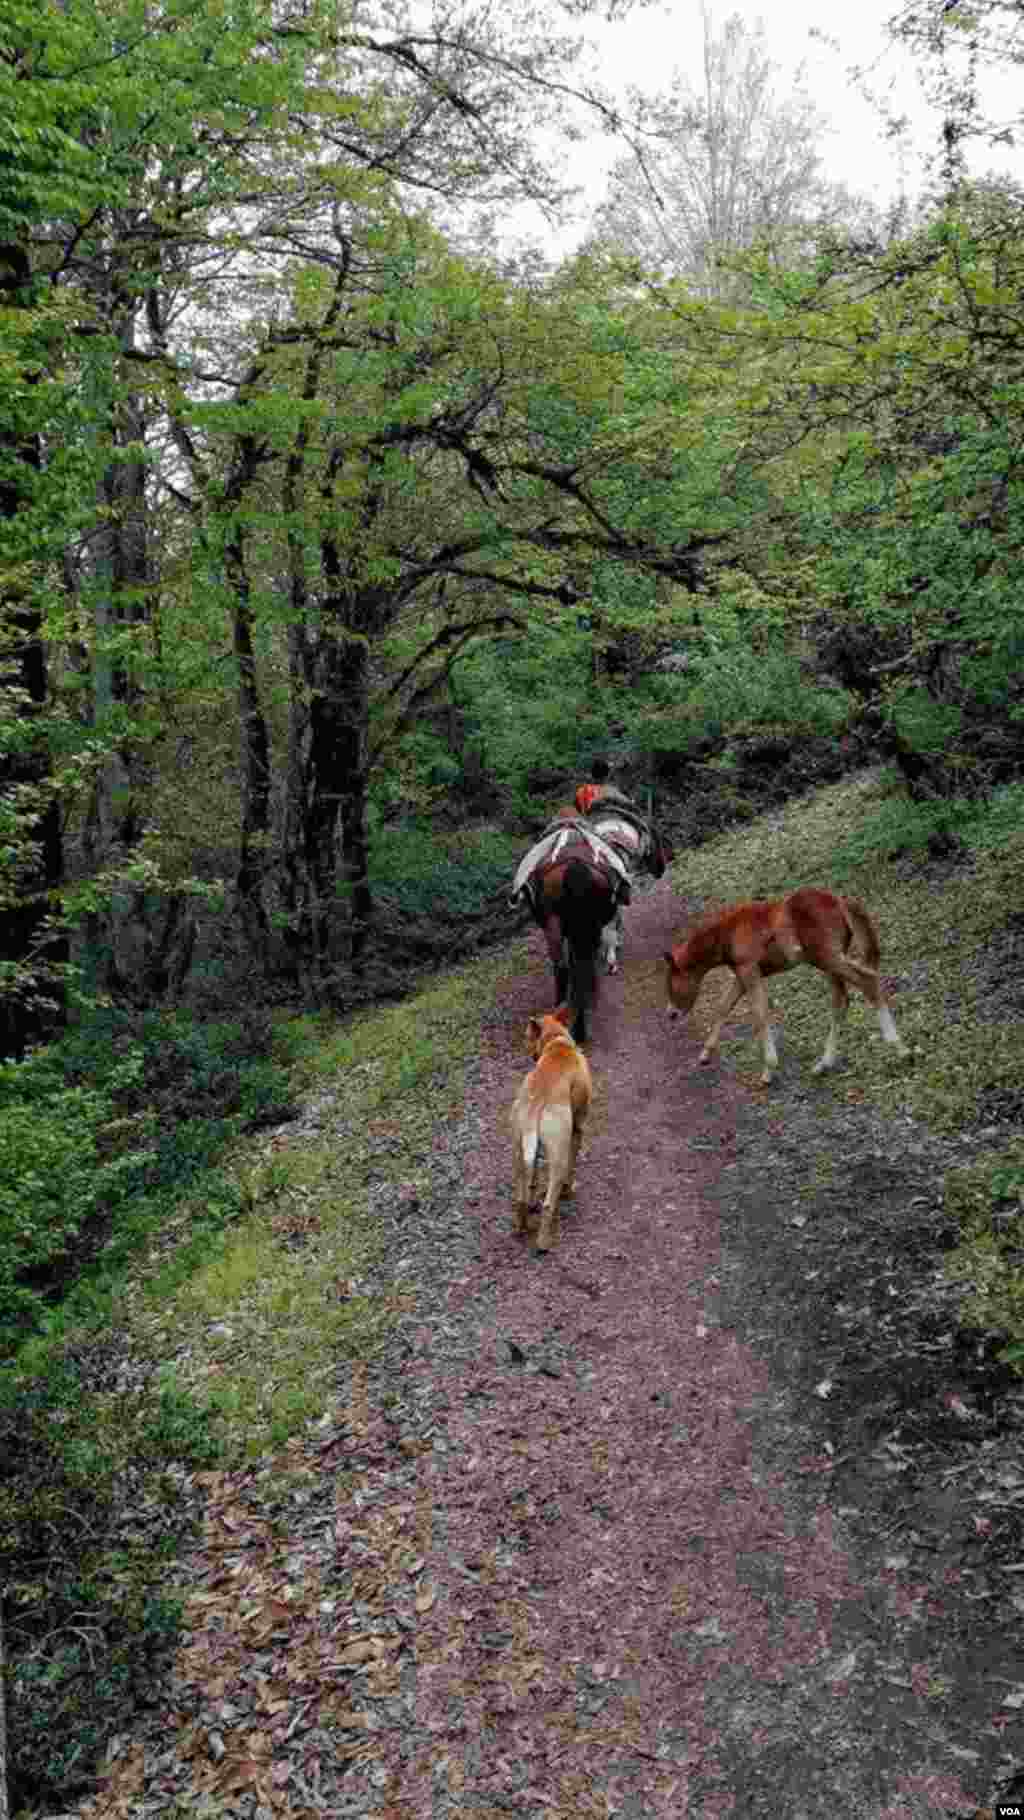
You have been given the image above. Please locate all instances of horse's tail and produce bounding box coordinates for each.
[561,858,604,1037]
[841,895,882,970]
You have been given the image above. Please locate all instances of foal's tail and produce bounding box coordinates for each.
[561,859,605,1037]
[841,895,882,970]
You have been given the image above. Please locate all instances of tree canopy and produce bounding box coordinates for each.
[1,0,1024,1038]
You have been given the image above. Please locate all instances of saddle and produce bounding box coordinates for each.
[583,799,653,856]
[510,817,633,914]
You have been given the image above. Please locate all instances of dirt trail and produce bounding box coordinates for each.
[91,872,1022,1820]
[368,876,1007,1818]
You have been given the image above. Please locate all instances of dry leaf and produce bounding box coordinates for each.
[338,1638,385,1664]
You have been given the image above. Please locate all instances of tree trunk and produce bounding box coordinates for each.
[279,621,313,982]
[0,239,65,1057]
[293,596,374,992]
[82,306,156,996]
[225,520,272,962]
[335,636,373,973]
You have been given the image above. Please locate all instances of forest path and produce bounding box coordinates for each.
[83,874,1015,1820]
[372,877,990,1819]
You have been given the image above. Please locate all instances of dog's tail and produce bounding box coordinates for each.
[841,895,882,970]
[520,1114,542,1176]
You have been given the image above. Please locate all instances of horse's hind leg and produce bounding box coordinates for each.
[812,974,849,1074]
[556,937,570,1005]
[543,914,569,1005]
[568,942,598,1045]
[832,953,906,1055]
[601,906,624,974]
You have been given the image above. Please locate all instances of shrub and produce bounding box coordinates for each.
[829,777,1024,872]
[0,1064,153,1338]
[687,645,854,736]
[0,1006,294,1358]
[370,823,520,919]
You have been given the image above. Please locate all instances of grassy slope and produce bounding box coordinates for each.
[668,768,1024,1353]
[130,935,531,1458]
[7,768,1024,1810]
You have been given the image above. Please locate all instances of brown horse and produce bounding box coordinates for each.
[664,886,906,1085]
[515,806,671,1043]
[532,845,618,1043]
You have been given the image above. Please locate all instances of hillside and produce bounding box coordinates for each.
[5,769,1024,1817]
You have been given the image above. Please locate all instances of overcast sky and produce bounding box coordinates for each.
[505,0,1024,256]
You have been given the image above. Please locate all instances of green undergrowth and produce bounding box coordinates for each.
[136,935,532,1458]
[669,767,1024,1370]
[370,821,520,917]
[0,1007,292,1355]
[943,1140,1024,1373]
[2,935,528,1813]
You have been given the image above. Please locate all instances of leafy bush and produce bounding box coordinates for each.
[686,644,854,737]
[446,622,616,813]
[829,790,970,871]
[891,686,963,755]
[0,1002,302,1806]
[0,1066,153,1337]
[0,1006,294,1358]
[962,781,1024,849]
[829,778,1024,872]
[371,822,521,918]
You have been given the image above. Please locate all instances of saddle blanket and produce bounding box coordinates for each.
[511,818,632,908]
[586,812,646,855]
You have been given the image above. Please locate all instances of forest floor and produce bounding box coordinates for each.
[75,841,1024,1820]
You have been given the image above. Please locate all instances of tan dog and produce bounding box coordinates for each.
[665,886,907,1086]
[511,1005,593,1252]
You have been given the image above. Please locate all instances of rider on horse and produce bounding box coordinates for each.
[574,755,634,817]
[510,758,670,1037]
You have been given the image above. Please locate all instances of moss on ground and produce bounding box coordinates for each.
[122,934,533,1463]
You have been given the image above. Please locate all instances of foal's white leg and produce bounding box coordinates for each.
[813,976,848,1075]
[877,1004,905,1050]
[833,955,907,1056]
[745,972,779,1084]
[759,1029,779,1086]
